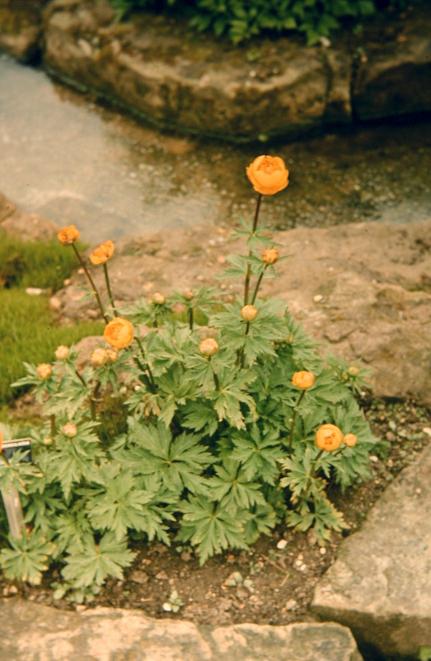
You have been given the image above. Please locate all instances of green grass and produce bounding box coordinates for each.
[0,289,103,403]
[0,229,82,290]
[0,230,102,406]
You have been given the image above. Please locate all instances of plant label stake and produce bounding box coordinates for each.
[1,438,32,539]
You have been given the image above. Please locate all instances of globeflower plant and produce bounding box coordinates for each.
[2,155,381,600]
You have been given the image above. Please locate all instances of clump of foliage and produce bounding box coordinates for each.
[110,0,408,44]
[0,231,102,403]
[0,156,383,600]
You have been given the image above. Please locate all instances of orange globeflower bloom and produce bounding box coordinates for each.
[57,225,80,245]
[240,305,258,322]
[246,155,289,196]
[261,247,279,265]
[315,424,344,452]
[89,240,115,265]
[199,338,219,357]
[36,363,52,380]
[291,371,316,390]
[104,318,134,349]
[343,433,358,448]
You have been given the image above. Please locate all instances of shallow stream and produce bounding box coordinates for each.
[0,55,430,243]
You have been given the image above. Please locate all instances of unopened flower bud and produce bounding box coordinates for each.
[36,363,52,380]
[199,338,219,357]
[241,305,258,322]
[62,423,77,438]
[152,292,165,305]
[105,349,118,363]
[55,345,69,361]
[261,247,279,265]
[43,437,54,446]
[91,348,108,367]
[291,371,315,390]
[343,433,358,448]
[348,366,360,376]
[183,289,194,301]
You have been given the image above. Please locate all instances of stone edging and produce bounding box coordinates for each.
[0,600,363,660]
[0,0,430,142]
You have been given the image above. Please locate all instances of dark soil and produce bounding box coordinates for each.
[2,396,430,626]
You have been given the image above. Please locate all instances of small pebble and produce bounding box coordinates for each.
[276,539,288,550]
[285,598,298,611]
[313,294,324,303]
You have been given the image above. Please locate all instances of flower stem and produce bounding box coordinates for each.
[188,306,194,331]
[71,244,109,322]
[134,336,156,389]
[288,390,306,448]
[50,414,56,437]
[250,265,267,305]
[209,357,220,390]
[243,193,262,305]
[103,262,118,317]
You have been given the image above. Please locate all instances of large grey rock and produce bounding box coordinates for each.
[0,600,362,660]
[43,0,351,142]
[0,1,45,62]
[353,5,431,120]
[312,443,431,658]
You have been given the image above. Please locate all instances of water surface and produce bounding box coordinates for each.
[1,55,430,243]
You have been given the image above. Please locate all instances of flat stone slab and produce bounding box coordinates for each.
[312,443,431,658]
[0,600,362,660]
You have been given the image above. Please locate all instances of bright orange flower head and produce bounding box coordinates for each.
[240,305,258,322]
[343,433,358,448]
[199,338,219,357]
[246,155,289,196]
[36,363,52,380]
[104,318,134,349]
[261,247,280,265]
[291,371,316,390]
[57,225,80,245]
[315,424,344,452]
[89,240,115,265]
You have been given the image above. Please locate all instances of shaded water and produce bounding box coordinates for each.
[1,54,430,243]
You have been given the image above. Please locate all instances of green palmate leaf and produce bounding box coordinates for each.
[62,532,136,587]
[231,425,285,484]
[0,531,56,585]
[0,450,41,494]
[208,459,265,509]
[286,496,348,541]
[147,326,194,376]
[22,486,67,535]
[243,502,277,544]
[125,421,214,494]
[82,465,174,542]
[53,508,93,555]
[49,423,106,499]
[280,446,327,500]
[180,399,219,436]
[178,496,249,564]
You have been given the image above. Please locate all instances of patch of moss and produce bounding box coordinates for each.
[0,289,103,403]
[0,229,82,290]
